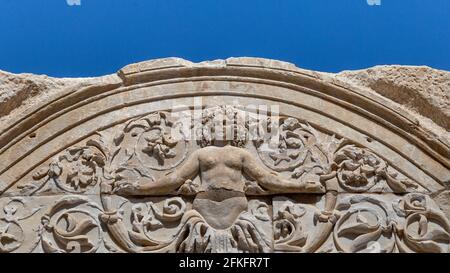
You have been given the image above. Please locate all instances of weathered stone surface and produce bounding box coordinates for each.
[433,190,450,219]
[0,58,448,253]
[2,61,448,144]
[0,70,121,130]
[335,66,450,140]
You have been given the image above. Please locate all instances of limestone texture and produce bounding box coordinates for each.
[0,58,448,253]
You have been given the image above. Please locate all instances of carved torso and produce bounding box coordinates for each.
[197,146,246,193]
[0,58,448,253]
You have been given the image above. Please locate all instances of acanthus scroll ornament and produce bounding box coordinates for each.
[334,145,421,193]
[273,200,308,251]
[394,193,450,253]
[113,111,188,171]
[0,198,41,253]
[333,196,396,253]
[5,106,440,253]
[17,146,106,195]
[40,196,103,253]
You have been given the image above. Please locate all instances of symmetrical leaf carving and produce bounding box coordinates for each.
[41,196,102,253]
[3,106,446,253]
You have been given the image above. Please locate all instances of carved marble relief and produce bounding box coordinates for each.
[1,104,446,253]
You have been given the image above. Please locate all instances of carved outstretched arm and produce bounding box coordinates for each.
[242,151,325,193]
[115,151,200,196]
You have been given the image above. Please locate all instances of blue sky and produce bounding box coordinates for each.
[0,0,449,77]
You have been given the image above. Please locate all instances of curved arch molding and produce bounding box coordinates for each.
[0,58,449,253]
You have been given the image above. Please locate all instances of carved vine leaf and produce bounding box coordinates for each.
[116,111,188,171]
[177,179,200,196]
[255,117,345,189]
[334,145,422,193]
[251,115,424,195]
[13,110,192,196]
[273,201,308,251]
[41,196,102,253]
[256,118,311,171]
[394,194,450,253]
[334,196,396,253]
[17,143,106,196]
[7,106,443,253]
[0,224,20,252]
[192,105,250,148]
[331,194,450,253]
[336,210,382,252]
[83,111,188,197]
[127,198,186,248]
[0,198,41,253]
[51,213,98,252]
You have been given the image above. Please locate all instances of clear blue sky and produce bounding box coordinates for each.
[0,0,449,77]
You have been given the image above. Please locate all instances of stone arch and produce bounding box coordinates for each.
[0,58,448,253]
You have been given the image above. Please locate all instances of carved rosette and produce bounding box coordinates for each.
[4,106,447,253]
[16,146,106,195]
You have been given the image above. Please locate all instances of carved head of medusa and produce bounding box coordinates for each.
[195,106,250,148]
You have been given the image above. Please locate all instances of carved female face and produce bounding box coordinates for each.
[197,122,248,148]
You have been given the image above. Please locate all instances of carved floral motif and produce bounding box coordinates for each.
[334,196,396,253]
[100,197,272,253]
[273,200,308,251]
[334,146,420,193]
[18,146,106,195]
[0,198,40,253]
[5,107,444,253]
[332,194,450,253]
[394,193,450,253]
[41,196,103,253]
